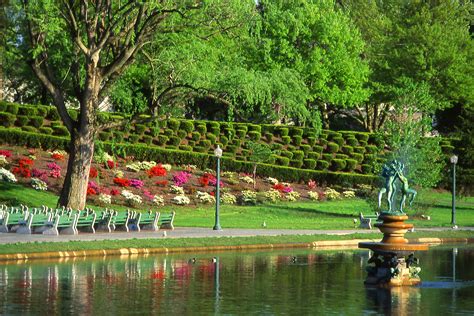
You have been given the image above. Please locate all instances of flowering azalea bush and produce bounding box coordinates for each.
[106,160,118,169]
[89,167,98,178]
[153,195,165,206]
[98,193,112,204]
[239,190,257,205]
[286,191,300,202]
[172,171,192,187]
[325,188,341,200]
[12,166,31,178]
[126,161,156,172]
[31,178,48,190]
[113,177,130,187]
[130,179,145,189]
[172,195,190,205]
[110,188,121,196]
[46,162,61,178]
[239,176,254,184]
[0,150,12,158]
[342,190,356,199]
[31,168,48,182]
[0,167,17,182]
[147,165,167,177]
[51,152,65,161]
[264,177,279,185]
[182,164,197,172]
[308,191,319,201]
[121,190,143,206]
[220,192,237,204]
[195,191,215,204]
[170,185,185,195]
[264,189,281,203]
[0,155,7,167]
[161,164,172,171]
[95,152,114,164]
[87,181,99,195]
[308,180,317,190]
[272,183,293,193]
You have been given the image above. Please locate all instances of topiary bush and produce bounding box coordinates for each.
[264,132,273,142]
[220,135,229,146]
[18,106,37,116]
[331,159,347,171]
[351,153,364,163]
[369,133,385,149]
[52,126,69,137]
[359,140,368,147]
[155,135,169,146]
[179,145,192,151]
[353,146,366,154]
[275,156,290,166]
[30,116,44,128]
[317,160,330,170]
[345,159,358,172]
[248,131,261,141]
[128,134,140,143]
[307,136,317,146]
[248,124,261,133]
[114,131,124,142]
[300,144,311,154]
[272,143,283,151]
[180,120,194,133]
[191,131,201,141]
[48,107,60,120]
[365,145,378,154]
[319,139,328,146]
[342,145,354,154]
[282,136,291,145]
[99,132,111,141]
[335,154,349,160]
[168,136,181,146]
[292,135,302,146]
[280,151,294,159]
[196,124,207,135]
[356,132,370,142]
[200,139,212,149]
[177,129,187,139]
[313,145,323,153]
[326,142,339,153]
[292,150,304,161]
[206,133,217,144]
[164,128,174,137]
[332,137,344,146]
[150,127,161,137]
[226,145,238,154]
[361,164,373,174]
[193,146,207,153]
[292,128,304,137]
[291,159,304,168]
[236,129,247,139]
[168,119,180,131]
[6,103,19,115]
[36,107,48,118]
[304,158,317,169]
[307,152,320,160]
[346,137,359,146]
[39,127,53,135]
[135,124,146,135]
[278,127,289,137]
[22,126,37,133]
[322,153,333,161]
[16,115,29,127]
[0,101,7,112]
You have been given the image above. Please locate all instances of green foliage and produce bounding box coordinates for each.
[248,131,261,141]
[206,133,217,144]
[322,153,333,161]
[275,156,290,166]
[30,116,43,128]
[219,135,229,146]
[196,124,207,135]
[300,144,311,154]
[292,135,302,146]
[248,141,273,164]
[18,106,37,116]
[341,145,354,154]
[22,126,37,133]
[292,150,304,161]
[191,132,201,141]
[281,136,291,145]
[155,135,169,146]
[351,153,364,163]
[164,128,174,137]
[236,129,247,139]
[304,159,317,169]
[98,132,111,141]
[16,115,29,127]
[168,136,182,147]
[39,127,53,135]
[345,159,358,172]
[6,103,19,115]
[317,160,330,170]
[361,164,373,174]
[134,124,146,135]
[47,108,60,121]
[326,142,339,153]
[331,159,347,171]
[52,126,69,137]
[346,137,358,146]
[290,159,303,168]
[292,128,304,137]
[332,137,344,147]
[313,145,323,153]
[307,137,317,146]
[278,127,289,137]
[180,121,194,133]
[264,132,273,142]
[307,152,320,160]
[142,135,153,145]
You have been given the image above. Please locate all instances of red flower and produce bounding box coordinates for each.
[0,150,12,158]
[51,153,64,161]
[110,188,121,196]
[272,183,285,192]
[147,165,167,177]
[113,177,130,187]
[18,158,34,169]
[106,160,117,169]
[87,187,97,195]
[210,191,215,197]
[12,166,31,178]
[89,167,98,178]
[155,180,169,187]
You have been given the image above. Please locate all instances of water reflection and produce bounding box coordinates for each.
[0,246,472,315]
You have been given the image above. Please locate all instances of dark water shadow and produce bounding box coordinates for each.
[264,204,355,218]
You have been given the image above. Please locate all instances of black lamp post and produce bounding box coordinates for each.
[450,155,458,229]
[213,145,222,231]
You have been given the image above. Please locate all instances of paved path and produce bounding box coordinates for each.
[1,226,473,244]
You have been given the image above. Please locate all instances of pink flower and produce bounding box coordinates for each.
[130,179,144,189]
[49,169,61,178]
[172,171,192,187]
[142,189,155,201]
[46,162,61,171]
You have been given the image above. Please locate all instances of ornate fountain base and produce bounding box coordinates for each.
[359,213,429,287]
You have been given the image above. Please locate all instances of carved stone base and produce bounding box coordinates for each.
[364,253,422,287]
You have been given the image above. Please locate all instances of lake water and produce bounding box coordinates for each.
[0,245,473,315]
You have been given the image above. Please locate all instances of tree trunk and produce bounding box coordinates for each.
[58,128,95,210]
[253,164,257,190]
[321,103,330,129]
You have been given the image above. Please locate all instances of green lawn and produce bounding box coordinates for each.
[1,182,474,229]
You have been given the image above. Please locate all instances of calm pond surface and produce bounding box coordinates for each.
[0,244,473,315]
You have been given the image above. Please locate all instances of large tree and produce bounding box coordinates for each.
[7,0,250,209]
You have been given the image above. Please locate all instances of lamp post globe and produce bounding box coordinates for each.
[213,145,222,231]
[450,154,458,229]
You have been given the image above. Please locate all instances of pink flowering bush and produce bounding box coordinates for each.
[172,171,192,187]
[46,162,61,178]
[31,168,48,182]
[142,189,155,201]
[130,178,144,189]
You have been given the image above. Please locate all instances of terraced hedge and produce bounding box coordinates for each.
[0,101,392,176]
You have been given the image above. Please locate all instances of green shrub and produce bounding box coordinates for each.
[307,136,317,146]
[128,134,140,143]
[353,146,365,154]
[149,127,161,137]
[319,139,328,146]
[68,110,79,121]
[164,128,174,137]
[359,140,368,147]
[331,159,346,171]
[275,156,290,166]
[48,107,60,120]
[39,127,53,135]
[18,106,37,116]
[346,137,359,146]
[361,164,373,174]
[264,132,273,142]
[439,139,451,147]
[220,135,229,146]
[292,150,304,161]
[52,126,70,137]
[236,129,247,139]
[223,127,235,139]
[235,124,248,133]
[282,136,291,145]
[191,131,201,141]
[248,124,261,133]
[155,135,168,145]
[287,145,296,151]
[278,127,289,137]
[50,120,62,128]
[210,127,220,136]
[30,116,44,128]
[16,115,29,127]
[248,131,261,141]
[317,160,330,170]
[168,136,181,146]
[188,140,196,147]
[332,137,344,146]
[326,142,339,153]
[291,159,303,168]
[322,153,333,161]
[177,129,187,139]
[179,145,192,151]
[6,103,19,115]
[356,132,370,142]
[303,159,317,169]
[351,153,364,163]
[208,121,220,130]
[196,124,207,134]
[280,151,294,159]
[193,146,207,153]
[272,143,283,151]
[292,135,302,146]
[291,128,304,137]
[200,139,211,149]
[335,154,349,160]
[206,133,217,144]
[365,145,378,154]
[168,119,180,131]
[241,149,250,157]
[320,132,328,140]
[231,139,241,147]
[328,131,342,139]
[313,145,323,153]
[0,101,7,112]
[363,154,376,164]
[369,133,385,148]
[300,144,311,153]
[135,124,146,135]
[180,121,194,133]
[226,145,238,154]
[441,145,455,154]
[22,126,37,133]
[98,132,111,141]
[345,159,358,172]
[307,152,320,160]
[142,135,153,145]
[341,145,354,154]
[113,131,124,142]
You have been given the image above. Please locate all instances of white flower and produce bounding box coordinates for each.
[195,191,215,204]
[170,185,185,195]
[222,171,236,178]
[308,191,319,201]
[286,191,301,202]
[161,164,172,171]
[153,195,165,206]
[182,164,197,171]
[114,170,124,178]
[240,190,257,204]
[0,155,7,166]
[0,167,17,183]
[95,152,114,164]
[51,150,67,156]
[220,192,237,204]
[99,193,112,204]
[126,161,157,172]
[121,189,142,206]
[342,190,356,199]
[325,188,341,200]
[172,195,190,205]
[264,189,281,203]
[239,176,254,184]
[31,178,47,190]
[264,177,279,185]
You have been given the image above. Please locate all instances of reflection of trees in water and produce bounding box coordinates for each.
[0,247,472,314]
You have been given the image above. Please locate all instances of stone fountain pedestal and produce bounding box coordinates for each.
[359,213,429,287]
